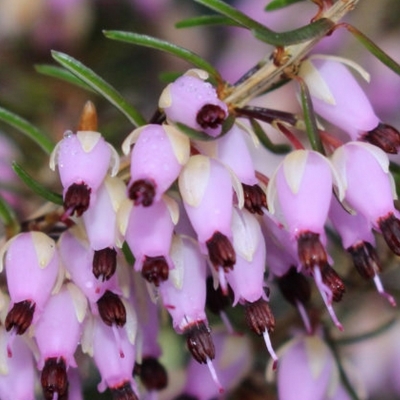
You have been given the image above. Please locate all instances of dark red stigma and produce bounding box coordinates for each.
[196,104,227,130]
[63,182,91,216]
[5,300,36,335]
[128,179,156,207]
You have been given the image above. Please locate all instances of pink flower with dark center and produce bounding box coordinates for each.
[0,232,60,344]
[159,69,228,138]
[122,124,189,207]
[331,141,400,256]
[34,283,87,400]
[0,328,36,400]
[179,155,243,290]
[119,195,177,286]
[50,130,119,217]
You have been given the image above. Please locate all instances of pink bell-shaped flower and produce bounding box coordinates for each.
[122,123,190,207]
[50,130,119,217]
[0,232,61,340]
[159,234,223,391]
[217,124,267,214]
[82,315,138,400]
[119,194,178,286]
[270,334,342,400]
[329,195,395,306]
[179,155,243,288]
[159,69,228,138]
[299,58,400,153]
[0,328,36,400]
[331,141,400,256]
[34,283,87,400]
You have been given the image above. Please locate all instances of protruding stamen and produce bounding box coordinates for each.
[320,264,345,303]
[141,256,169,286]
[206,357,224,394]
[295,300,312,334]
[362,122,400,154]
[313,266,343,331]
[297,231,327,272]
[93,247,117,281]
[41,357,68,400]
[110,382,139,400]
[206,231,236,271]
[5,300,36,335]
[184,321,215,364]
[263,330,279,370]
[63,183,91,217]
[196,104,226,130]
[137,357,168,391]
[372,275,396,307]
[242,183,267,215]
[128,179,156,207]
[97,290,126,327]
[378,213,400,256]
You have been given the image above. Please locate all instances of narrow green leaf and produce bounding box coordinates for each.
[194,0,334,46]
[250,119,290,154]
[0,107,54,155]
[344,24,400,75]
[0,195,20,238]
[122,241,135,265]
[298,78,324,153]
[158,71,183,84]
[51,51,146,127]
[252,18,335,46]
[103,31,220,81]
[175,15,237,28]
[265,0,306,11]
[12,162,63,205]
[35,64,95,93]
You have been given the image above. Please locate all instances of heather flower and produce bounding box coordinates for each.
[122,123,190,206]
[179,154,243,290]
[119,194,178,286]
[271,334,341,400]
[176,330,252,400]
[329,196,395,305]
[299,58,400,153]
[0,232,61,339]
[82,315,138,400]
[58,227,116,305]
[217,124,267,214]
[331,141,400,255]
[267,150,345,329]
[159,69,228,137]
[50,130,119,217]
[34,283,87,400]
[0,328,36,400]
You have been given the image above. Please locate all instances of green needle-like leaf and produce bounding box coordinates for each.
[12,162,63,205]
[344,24,400,75]
[35,64,95,93]
[51,51,146,127]
[103,31,220,81]
[250,119,291,154]
[194,0,334,46]
[0,107,54,155]
[175,15,237,28]
[298,78,324,153]
[265,0,306,11]
[0,195,20,238]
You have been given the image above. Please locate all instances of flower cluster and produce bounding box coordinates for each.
[1,1,400,400]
